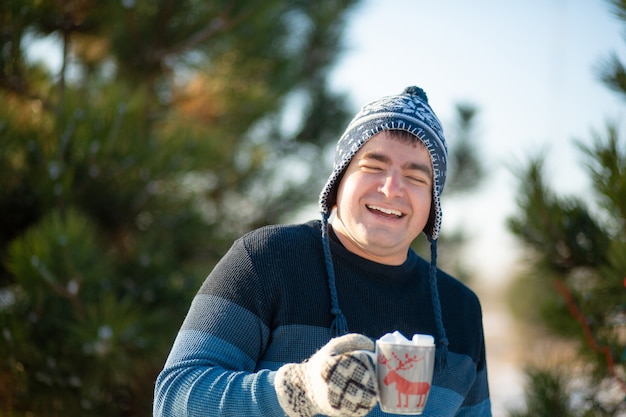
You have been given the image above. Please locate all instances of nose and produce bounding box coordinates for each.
[378,172,404,198]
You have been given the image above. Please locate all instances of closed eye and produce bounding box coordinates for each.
[406,174,430,186]
[359,163,384,173]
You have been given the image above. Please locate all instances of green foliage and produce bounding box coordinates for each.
[578,126,626,232]
[0,0,359,415]
[509,368,575,417]
[1,208,150,415]
[507,132,626,414]
[509,366,621,417]
[507,1,626,413]
[508,155,610,272]
[599,0,626,101]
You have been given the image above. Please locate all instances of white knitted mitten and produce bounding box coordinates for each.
[275,333,378,417]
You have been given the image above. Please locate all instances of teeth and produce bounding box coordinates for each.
[368,205,403,217]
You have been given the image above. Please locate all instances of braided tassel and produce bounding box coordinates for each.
[320,213,349,337]
[429,239,449,370]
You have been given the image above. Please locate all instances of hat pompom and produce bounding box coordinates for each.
[403,86,428,102]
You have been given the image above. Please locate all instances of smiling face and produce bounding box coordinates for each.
[332,131,433,265]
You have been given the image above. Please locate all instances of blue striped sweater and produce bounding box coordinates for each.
[153,221,491,416]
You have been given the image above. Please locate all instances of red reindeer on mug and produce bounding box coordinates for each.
[378,351,430,408]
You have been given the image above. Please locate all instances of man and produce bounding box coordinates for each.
[153,86,491,416]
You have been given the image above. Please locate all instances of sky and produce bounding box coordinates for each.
[329,0,625,285]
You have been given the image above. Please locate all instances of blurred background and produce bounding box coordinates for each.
[1,1,624,416]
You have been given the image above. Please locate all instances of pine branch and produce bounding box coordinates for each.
[155,6,252,61]
[33,258,85,319]
[552,278,626,394]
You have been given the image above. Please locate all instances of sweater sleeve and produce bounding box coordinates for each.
[153,236,285,416]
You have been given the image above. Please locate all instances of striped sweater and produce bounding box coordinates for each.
[153,221,491,416]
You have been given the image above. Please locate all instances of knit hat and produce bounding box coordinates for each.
[319,86,449,368]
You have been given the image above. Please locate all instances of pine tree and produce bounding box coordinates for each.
[0,1,358,415]
[507,1,626,415]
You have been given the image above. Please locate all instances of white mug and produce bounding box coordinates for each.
[359,332,435,415]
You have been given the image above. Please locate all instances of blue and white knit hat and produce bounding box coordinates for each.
[319,86,447,239]
[319,86,450,367]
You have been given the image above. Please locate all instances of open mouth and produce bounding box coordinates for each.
[366,205,404,218]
